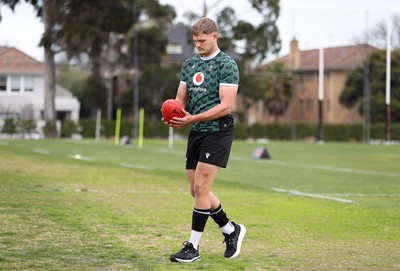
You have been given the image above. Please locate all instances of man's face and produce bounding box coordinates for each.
[192,32,218,57]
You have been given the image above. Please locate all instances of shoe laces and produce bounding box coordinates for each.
[182,241,195,253]
[223,232,235,247]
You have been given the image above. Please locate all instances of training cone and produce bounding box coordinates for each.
[252,147,271,159]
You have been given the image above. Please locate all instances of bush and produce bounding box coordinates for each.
[76,117,400,142]
[61,120,79,138]
[17,118,37,135]
[1,118,17,134]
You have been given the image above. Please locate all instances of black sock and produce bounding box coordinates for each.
[210,204,229,228]
[191,208,210,232]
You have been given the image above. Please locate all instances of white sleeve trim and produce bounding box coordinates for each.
[220,82,238,87]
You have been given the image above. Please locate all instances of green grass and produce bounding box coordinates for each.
[0,139,399,270]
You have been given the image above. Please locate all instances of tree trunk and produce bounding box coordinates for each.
[42,0,57,137]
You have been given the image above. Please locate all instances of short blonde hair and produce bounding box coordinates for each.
[191,17,219,35]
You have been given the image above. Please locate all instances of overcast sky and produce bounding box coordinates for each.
[0,0,398,62]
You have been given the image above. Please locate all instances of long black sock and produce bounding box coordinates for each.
[210,204,229,228]
[191,208,210,232]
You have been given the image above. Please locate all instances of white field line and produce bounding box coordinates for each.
[270,187,354,203]
[68,154,93,161]
[118,162,154,170]
[329,193,400,197]
[32,148,50,155]
[231,156,400,178]
[74,188,182,194]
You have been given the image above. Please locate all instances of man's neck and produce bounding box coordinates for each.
[200,49,220,60]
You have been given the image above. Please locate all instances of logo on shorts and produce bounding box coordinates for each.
[205,152,211,159]
[193,72,204,86]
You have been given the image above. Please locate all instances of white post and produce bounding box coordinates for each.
[317,47,324,143]
[319,47,324,101]
[385,21,392,143]
[168,126,174,149]
[386,23,391,107]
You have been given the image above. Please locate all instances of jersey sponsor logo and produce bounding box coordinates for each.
[193,72,204,86]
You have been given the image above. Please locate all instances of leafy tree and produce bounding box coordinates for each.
[1,0,58,136]
[340,49,400,122]
[262,61,292,122]
[46,0,174,119]
[81,74,108,118]
[118,63,181,118]
[246,61,292,123]
[181,0,281,65]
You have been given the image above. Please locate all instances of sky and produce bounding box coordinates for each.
[0,0,398,62]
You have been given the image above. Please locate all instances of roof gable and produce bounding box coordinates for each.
[278,44,376,71]
[0,46,44,74]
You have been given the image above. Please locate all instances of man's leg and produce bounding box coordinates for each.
[189,165,246,259]
[170,162,220,262]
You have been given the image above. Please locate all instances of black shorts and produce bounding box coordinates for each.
[185,130,234,169]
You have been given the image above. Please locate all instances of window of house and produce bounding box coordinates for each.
[24,76,34,92]
[0,75,6,92]
[299,99,305,120]
[306,99,313,110]
[11,76,21,92]
[166,44,183,54]
[298,75,304,92]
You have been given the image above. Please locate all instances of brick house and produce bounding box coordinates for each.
[0,46,80,133]
[244,39,376,125]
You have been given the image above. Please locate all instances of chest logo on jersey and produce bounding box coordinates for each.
[193,72,204,86]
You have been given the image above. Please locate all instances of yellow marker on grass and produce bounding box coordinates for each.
[138,108,144,149]
[114,108,121,146]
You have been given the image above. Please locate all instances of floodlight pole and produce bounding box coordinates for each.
[363,11,371,144]
[317,47,324,143]
[132,1,139,140]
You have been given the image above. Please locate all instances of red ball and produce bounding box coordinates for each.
[161,99,184,124]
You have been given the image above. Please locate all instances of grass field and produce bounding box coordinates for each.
[0,138,399,271]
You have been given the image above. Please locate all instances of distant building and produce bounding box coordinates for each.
[243,39,376,125]
[0,46,80,133]
[162,22,241,66]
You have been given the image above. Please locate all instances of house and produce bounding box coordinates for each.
[244,39,376,125]
[0,46,80,134]
[162,22,242,66]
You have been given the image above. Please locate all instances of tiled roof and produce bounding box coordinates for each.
[0,46,44,74]
[279,44,376,71]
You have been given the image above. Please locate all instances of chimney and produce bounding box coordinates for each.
[290,38,300,69]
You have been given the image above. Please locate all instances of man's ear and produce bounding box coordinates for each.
[213,32,218,40]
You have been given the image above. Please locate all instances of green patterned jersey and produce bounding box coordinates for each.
[180,50,239,132]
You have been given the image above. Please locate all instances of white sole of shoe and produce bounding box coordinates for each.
[171,256,201,263]
[229,224,246,258]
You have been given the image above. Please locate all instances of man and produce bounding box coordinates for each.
[164,17,246,263]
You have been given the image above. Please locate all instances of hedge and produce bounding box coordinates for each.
[68,118,399,142]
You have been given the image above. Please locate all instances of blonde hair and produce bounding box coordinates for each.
[191,17,219,35]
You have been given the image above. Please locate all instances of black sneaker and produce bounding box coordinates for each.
[223,222,246,258]
[170,241,200,263]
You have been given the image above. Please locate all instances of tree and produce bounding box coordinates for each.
[340,49,400,123]
[1,0,59,137]
[354,13,400,50]
[44,0,175,119]
[246,61,292,123]
[262,61,291,123]
[118,63,181,118]
[56,62,92,118]
[181,0,281,65]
